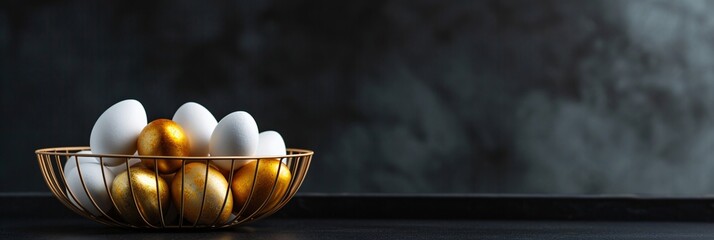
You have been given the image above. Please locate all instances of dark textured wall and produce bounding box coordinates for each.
[2,0,713,195]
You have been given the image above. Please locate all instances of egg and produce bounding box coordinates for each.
[64,162,115,216]
[209,111,259,171]
[257,131,287,164]
[172,102,217,156]
[111,166,170,226]
[231,159,291,216]
[257,131,286,156]
[90,99,147,166]
[171,162,233,225]
[138,119,191,174]
[64,150,99,172]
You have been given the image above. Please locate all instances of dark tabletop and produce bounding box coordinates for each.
[4,218,714,239]
[5,193,714,239]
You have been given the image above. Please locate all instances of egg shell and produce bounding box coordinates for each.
[90,99,147,166]
[257,131,286,156]
[64,150,99,172]
[257,131,288,164]
[209,111,259,171]
[65,162,115,216]
[172,102,218,156]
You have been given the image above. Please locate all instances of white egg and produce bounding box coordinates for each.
[172,102,218,156]
[257,131,288,164]
[257,131,286,156]
[90,99,147,166]
[107,151,142,176]
[64,162,115,216]
[64,150,99,172]
[209,111,259,171]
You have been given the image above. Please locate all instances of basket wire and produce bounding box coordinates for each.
[36,147,313,229]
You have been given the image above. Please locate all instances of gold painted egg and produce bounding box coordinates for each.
[231,159,292,216]
[138,119,190,174]
[111,166,170,226]
[171,162,233,225]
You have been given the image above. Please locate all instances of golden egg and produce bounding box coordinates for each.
[138,119,190,174]
[231,159,292,216]
[172,162,233,225]
[111,166,170,226]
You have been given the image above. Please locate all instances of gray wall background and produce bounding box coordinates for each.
[3,0,714,195]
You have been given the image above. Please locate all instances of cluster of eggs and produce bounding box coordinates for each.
[63,99,292,226]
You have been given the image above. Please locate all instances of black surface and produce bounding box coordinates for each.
[5,193,714,239]
[279,194,714,221]
[3,218,714,239]
[7,193,714,221]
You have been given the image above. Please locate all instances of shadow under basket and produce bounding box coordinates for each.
[36,146,313,229]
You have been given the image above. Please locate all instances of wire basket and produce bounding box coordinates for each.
[36,146,313,229]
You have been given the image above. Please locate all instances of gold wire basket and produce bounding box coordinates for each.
[36,146,313,229]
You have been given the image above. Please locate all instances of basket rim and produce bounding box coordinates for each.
[35,146,314,160]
